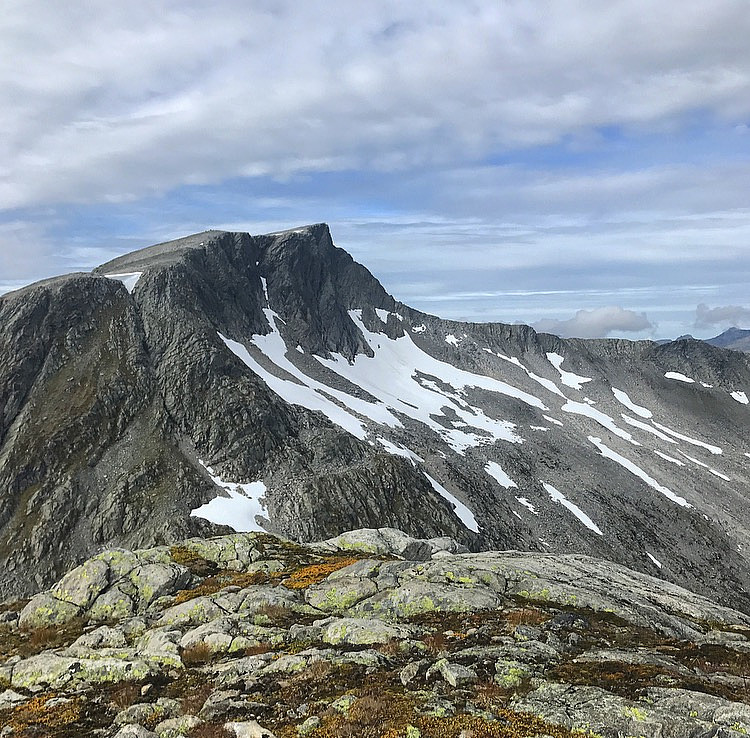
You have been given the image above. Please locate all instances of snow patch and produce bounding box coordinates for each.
[411,324,427,333]
[546,353,592,390]
[220,309,403,440]
[654,450,684,466]
[492,352,566,398]
[260,276,269,303]
[191,461,268,532]
[376,438,424,465]
[646,552,663,569]
[543,415,564,426]
[677,451,730,481]
[543,483,602,535]
[425,473,479,533]
[731,391,749,405]
[485,461,518,489]
[612,388,652,418]
[315,310,548,454]
[701,382,714,388]
[650,420,722,455]
[375,309,399,323]
[620,415,677,444]
[104,272,143,293]
[445,334,459,346]
[517,497,538,515]
[530,426,549,431]
[562,401,639,445]
[588,436,691,507]
[665,371,694,383]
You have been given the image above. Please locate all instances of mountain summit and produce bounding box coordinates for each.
[1,225,748,611]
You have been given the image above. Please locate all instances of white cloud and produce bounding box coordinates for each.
[695,303,750,329]
[533,306,654,339]
[1,1,749,209]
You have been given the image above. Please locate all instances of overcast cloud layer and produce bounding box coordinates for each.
[1,1,749,339]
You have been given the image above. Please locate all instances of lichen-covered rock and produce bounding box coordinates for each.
[226,720,277,738]
[50,559,109,608]
[320,616,413,646]
[156,597,224,627]
[304,575,378,612]
[114,698,182,727]
[426,658,477,687]
[128,563,191,609]
[89,586,136,621]
[353,579,503,618]
[114,725,159,738]
[513,682,750,738]
[172,534,261,571]
[71,624,127,650]
[316,528,468,560]
[154,714,202,737]
[18,593,81,628]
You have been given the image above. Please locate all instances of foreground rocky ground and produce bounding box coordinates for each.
[2,528,750,737]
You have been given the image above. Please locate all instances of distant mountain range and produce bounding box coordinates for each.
[1,225,748,616]
[659,327,750,352]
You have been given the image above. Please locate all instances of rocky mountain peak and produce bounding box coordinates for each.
[1,225,749,624]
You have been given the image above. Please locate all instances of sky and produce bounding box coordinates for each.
[1,1,749,340]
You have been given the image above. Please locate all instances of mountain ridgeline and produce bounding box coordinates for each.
[0,225,748,610]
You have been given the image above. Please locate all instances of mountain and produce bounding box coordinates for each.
[1,224,749,614]
[705,327,750,353]
[3,528,750,737]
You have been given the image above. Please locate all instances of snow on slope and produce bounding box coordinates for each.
[562,400,639,445]
[588,436,691,508]
[425,473,479,533]
[221,309,408,441]
[315,310,549,454]
[485,461,517,488]
[665,371,695,383]
[191,462,268,532]
[484,350,566,398]
[543,482,603,535]
[612,388,652,418]
[546,353,592,390]
[650,421,722,455]
[104,272,143,293]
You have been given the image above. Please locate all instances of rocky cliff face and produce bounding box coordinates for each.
[2,529,750,737]
[1,225,749,615]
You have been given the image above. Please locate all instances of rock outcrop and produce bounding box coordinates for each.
[1,529,750,736]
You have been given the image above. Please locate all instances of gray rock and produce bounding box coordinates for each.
[18,593,81,628]
[426,658,477,687]
[50,559,109,608]
[113,726,159,738]
[114,698,181,727]
[298,716,321,736]
[0,689,27,709]
[154,714,202,737]
[197,689,245,720]
[320,617,412,646]
[226,721,277,738]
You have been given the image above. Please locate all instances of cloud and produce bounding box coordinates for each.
[0,1,749,209]
[533,306,654,338]
[695,303,750,329]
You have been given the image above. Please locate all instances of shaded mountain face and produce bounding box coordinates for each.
[1,225,749,612]
[705,327,750,353]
